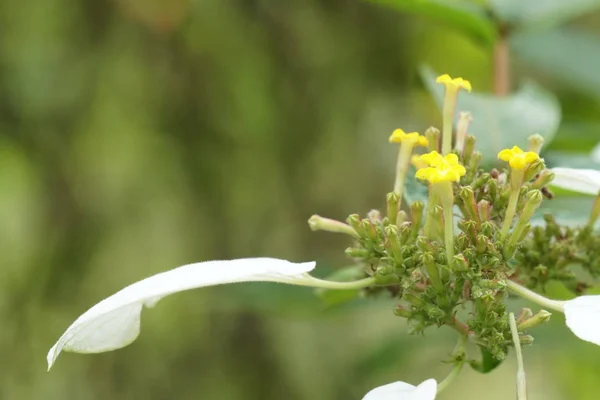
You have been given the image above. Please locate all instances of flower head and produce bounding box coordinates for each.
[436,74,472,93]
[362,379,437,400]
[498,146,539,170]
[389,129,428,147]
[416,151,466,183]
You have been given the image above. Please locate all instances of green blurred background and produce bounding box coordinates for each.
[1,0,600,399]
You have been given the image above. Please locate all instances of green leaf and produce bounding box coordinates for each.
[420,65,561,165]
[314,265,366,307]
[470,347,503,373]
[368,0,496,46]
[512,29,600,98]
[489,0,600,30]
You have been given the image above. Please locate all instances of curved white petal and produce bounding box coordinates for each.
[564,295,600,346]
[550,167,600,196]
[47,258,316,370]
[362,379,437,400]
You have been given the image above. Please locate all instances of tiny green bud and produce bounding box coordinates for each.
[469,151,483,171]
[487,178,498,201]
[459,186,479,221]
[477,200,491,221]
[476,234,488,254]
[425,126,440,152]
[462,135,476,166]
[384,225,403,261]
[396,210,408,225]
[474,173,491,190]
[528,133,544,154]
[524,159,545,182]
[516,308,533,324]
[347,214,361,232]
[386,192,400,225]
[410,201,424,238]
[517,310,552,331]
[455,233,469,251]
[451,254,469,271]
[404,293,425,307]
[345,247,370,258]
[519,335,534,345]
[360,219,378,242]
[530,170,554,190]
[394,305,412,318]
[308,215,358,238]
[421,252,444,291]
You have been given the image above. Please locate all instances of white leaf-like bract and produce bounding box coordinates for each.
[564,295,600,346]
[362,379,437,400]
[47,258,316,370]
[550,167,600,196]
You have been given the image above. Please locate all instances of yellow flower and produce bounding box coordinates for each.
[389,129,428,147]
[497,146,539,170]
[436,74,472,93]
[415,151,466,183]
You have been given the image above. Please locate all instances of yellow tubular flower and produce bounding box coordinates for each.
[436,74,472,93]
[389,129,429,147]
[498,146,540,170]
[416,152,466,183]
[436,74,472,155]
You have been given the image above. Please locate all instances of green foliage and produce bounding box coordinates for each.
[369,0,496,45]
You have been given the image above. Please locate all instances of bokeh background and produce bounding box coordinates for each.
[1,0,600,399]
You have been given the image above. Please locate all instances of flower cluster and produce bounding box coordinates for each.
[47,74,600,400]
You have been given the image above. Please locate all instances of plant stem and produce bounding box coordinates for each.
[501,168,524,237]
[437,335,466,393]
[509,313,527,400]
[506,280,565,313]
[297,276,376,290]
[394,142,415,200]
[441,89,458,155]
[439,181,455,262]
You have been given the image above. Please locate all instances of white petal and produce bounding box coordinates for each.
[550,167,600,196]
[362,379,437,400]
[564,295,600,346]
[47,258,316,370]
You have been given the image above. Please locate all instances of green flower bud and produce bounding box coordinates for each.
[530,170,554,190]
[410,201,425,238]
[459,186,479,221]
[528,133,544,154]
[452,254,469,271]
[462,135,476,165]
[386,192,400,225]
[394,305,412,318]
[477,200,491,221]
[517,310,552,331]
[425,126,440,153]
